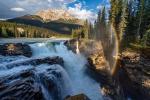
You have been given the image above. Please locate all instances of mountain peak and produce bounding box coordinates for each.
[36,9,76,21]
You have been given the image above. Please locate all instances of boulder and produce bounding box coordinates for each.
[65,94,90,100]
[0,43,32,57]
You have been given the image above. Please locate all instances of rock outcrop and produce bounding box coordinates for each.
[36,9,83,24]
[65,39,120,99]
[65,94,90,100]
[119,51,150,100]
[1,56,64,69]
[0,56,67,100]
[0,43,32,57]
[65,39,109,72]
[0,68,44,100]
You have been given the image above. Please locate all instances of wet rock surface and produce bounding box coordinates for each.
[119,51,150,100]
[65,39,109,72]
[66,39,121,100]
[0,77,44,100]
[0,43,32,57]
[1,56,64,69]
[0,56,66,100]
[65,94,90,100]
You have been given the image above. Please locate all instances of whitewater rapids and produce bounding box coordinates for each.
[0,40,103,100]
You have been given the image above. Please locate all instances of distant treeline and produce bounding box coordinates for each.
[7,15,82,35]
[0,21,70,38]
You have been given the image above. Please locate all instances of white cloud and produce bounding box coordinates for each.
[97,5,102,9]
[10,7,25,12]
[97,3,110,10]
[74,3,82,9]
[68,3,97,23]
[15,0,77,13]
[0,0,97,22]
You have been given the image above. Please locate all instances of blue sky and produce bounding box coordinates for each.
[0,0,110,22]
[68,0,110,11]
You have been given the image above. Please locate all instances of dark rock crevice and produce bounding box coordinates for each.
[118,51,150,100]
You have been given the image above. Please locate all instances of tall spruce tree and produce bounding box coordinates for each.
[109,0,128,76]
[83,19,89,39]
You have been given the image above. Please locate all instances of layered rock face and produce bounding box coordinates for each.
[66,39,109,73]
[0,75,44,100]
[0,43,32,57]
[0,55,67,100]
[65,40,118,99]
[36,9,76,21]
[119,51,150,100]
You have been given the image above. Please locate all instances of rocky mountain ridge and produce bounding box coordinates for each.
[36,9,75,21]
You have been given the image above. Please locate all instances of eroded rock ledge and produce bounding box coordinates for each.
[0,56,66,100]
[1,56,64,69]
[0,43,32,57]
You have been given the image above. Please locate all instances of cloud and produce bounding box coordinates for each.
[10,7,25,12]
[68,3,97,23]
[74,3,82,9]
[97,3,110,10]
[0,0,97,23]
[0,0,77,18]
[97,5,102,9]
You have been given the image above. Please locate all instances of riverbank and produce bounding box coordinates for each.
[0,38,71,44]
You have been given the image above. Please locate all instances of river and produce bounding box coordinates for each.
[0,39,103,100]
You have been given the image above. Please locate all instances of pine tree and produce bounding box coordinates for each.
[88,22,94,39]
[137,0,145,39]
[83,19,89,39]
[109,0,128,76]
[1,27,8,37]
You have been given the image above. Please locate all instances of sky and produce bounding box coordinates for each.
[0,0,110,22]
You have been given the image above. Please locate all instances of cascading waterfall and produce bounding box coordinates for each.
[76,40,80,54]
[0,40,103,100]
[30,41,103,100]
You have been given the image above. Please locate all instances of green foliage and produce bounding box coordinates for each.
[109,0,127,42]
[83,19,89,39]
[109,0,150,49]
[0,21,71,38]
[72,29,80,38]
[141,29,150,47]
[94,6,108,41]
[71,19,94,40]
[1,27,8,37]
[8,15,82,35]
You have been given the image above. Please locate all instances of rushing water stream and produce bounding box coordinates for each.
[0,40,103,100]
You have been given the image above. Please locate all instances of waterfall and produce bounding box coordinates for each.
[76,40,80,54]
[0,40,103,100]
[30,41,103,100]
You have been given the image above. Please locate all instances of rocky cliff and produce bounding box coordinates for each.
[119,51,150,100]
[36,9,75,21]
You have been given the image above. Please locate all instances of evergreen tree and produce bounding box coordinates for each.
[88,22,94,39]
[109,0,128,76]
[0,28,2,37]
[83,19,89,39]
[1,27,8,37]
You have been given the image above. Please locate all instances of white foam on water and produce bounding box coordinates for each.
[0,40,103,100]
[30,41,103,100]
